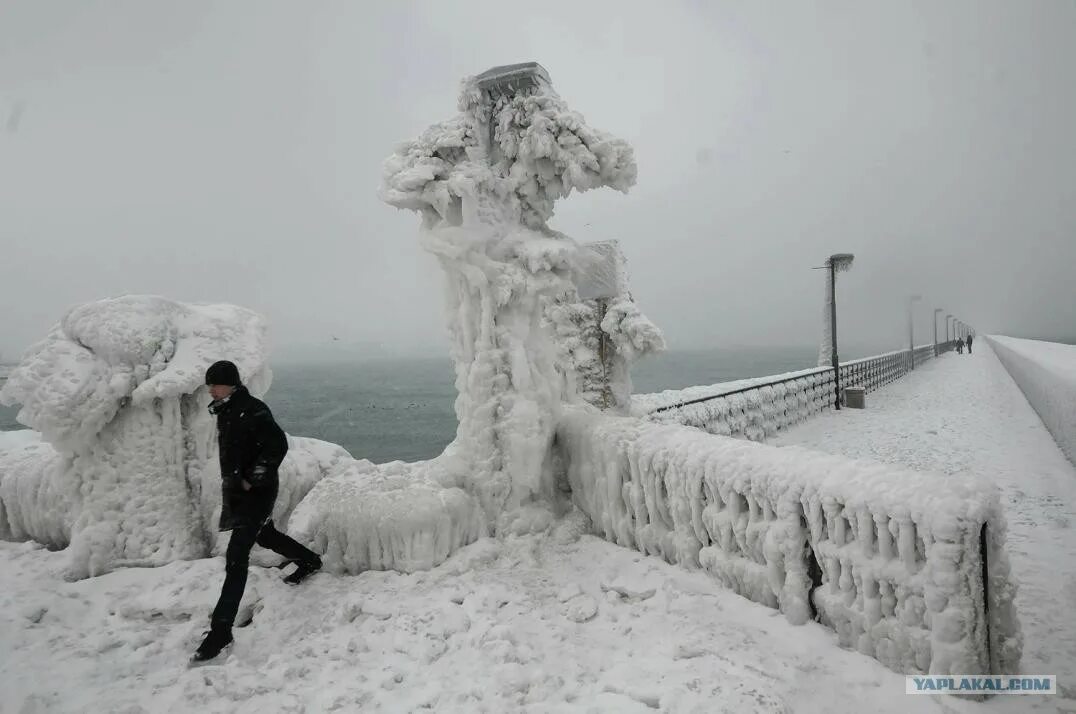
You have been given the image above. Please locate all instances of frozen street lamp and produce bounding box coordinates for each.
[946,314,953,345]
[908,295,922,368]
[814,253,855,410]
[933,308,943,356]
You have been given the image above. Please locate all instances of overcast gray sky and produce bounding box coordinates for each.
[2,0,1074,362]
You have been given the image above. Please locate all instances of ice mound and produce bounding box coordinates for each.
[0,296,342,578]
[289,458,486,574]
[1,295,270,453]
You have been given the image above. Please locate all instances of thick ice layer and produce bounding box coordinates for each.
[0,294,491,577]
[0,296,270,453]
[637,346,946,443]
[0,428,349,575]
[640,370,835,443]
[372,64,638,564]
[0,296,341,577]
[817,257,851,367]
[545,243,665,414]
[556,406,1022,679]
[289,458,486,574]
[988,335,1076,465]
[631,367,825,416]
[818,274,834,367]
[0,438,72,547]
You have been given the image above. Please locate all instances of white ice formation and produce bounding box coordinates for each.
[643,370,834,442]
[0,295,345,578]
[556,406,1022,679]
[289,62,641,573]
[545,241,665,413]
[817,256,852,367]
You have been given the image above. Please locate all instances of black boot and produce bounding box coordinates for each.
[283,555,322,585]
[191,625,233,663]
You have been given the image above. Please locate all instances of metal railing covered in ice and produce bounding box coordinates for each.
[646,341,962,440]
[556,408,1022,687]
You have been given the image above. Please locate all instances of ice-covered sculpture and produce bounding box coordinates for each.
[289,63,642,572]
[380,62,636,527]
[0,295,347,578]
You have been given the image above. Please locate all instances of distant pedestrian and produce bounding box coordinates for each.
[956,339,964,354]
[966,334,973,354]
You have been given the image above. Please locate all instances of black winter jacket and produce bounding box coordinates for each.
[211,385,288,531]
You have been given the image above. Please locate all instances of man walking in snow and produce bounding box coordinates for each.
[966,334,973,354]
[192,360,323,663]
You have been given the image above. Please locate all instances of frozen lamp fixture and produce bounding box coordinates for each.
[474,62,551,96]
[473,62,552,164]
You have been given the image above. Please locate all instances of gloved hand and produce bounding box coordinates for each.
[222,473,244,493]
[247,464,269,488]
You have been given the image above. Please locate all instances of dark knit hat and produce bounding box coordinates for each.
[205,360,241,387]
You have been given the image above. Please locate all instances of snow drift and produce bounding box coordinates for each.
[556,406,1022,680]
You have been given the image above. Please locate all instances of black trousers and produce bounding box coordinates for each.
[210,518,317,628]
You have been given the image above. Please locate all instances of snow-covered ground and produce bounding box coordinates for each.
[0,531,1019,714]
[774,342,1076,710]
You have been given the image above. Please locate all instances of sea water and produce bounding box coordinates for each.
[0,344,902,463]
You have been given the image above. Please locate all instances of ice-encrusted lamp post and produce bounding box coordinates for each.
[815,252,854,410]
[379,61,637,534]
[907,294,921,368]
[946,314,953,345]
[933,308,943,356]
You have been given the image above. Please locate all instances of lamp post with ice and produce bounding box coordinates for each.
[933,308,943,357]
[908,295,922,368]
[814,253,855,410]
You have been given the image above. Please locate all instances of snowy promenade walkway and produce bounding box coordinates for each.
[775,340,1076,711]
